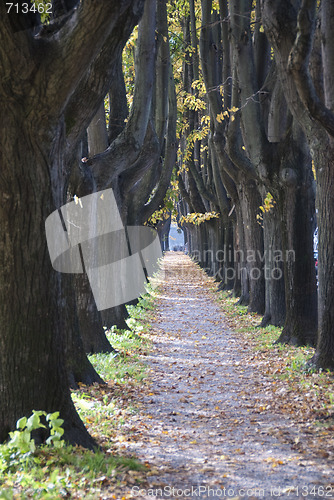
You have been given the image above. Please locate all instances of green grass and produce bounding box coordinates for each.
[0,446,144,499]
[88,328,150,384]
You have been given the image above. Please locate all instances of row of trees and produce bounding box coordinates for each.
[0,0,333,449]
[0,0,176,447]
[172,0,334,371]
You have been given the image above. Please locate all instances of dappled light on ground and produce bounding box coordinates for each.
[115,252,333,499]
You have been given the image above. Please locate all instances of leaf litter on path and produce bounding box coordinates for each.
[115,253,333,499]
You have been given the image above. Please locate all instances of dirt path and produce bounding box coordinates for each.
[119,253,333,499]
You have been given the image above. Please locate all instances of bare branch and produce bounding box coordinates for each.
[85,0,157,188]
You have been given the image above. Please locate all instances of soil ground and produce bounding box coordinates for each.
[116,252,333,500]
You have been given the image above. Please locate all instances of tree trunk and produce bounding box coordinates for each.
[237,180,265,314]
[73,274,116,354]
[63,274,105,386]
[275,136,317,346]
[78,103,117,354]
[261,207,286,328]
[0,124,95,448]
[87,102,109,156]
[219,220,235,291]
[101,305,129,331]
[157,216,171,251]
[234,199,249,305]
[311,142,334,368]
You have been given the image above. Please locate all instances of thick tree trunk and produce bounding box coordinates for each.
[0,127,95,448]
[275,142,317,346]
[219,221,235,291]
[87,102,108,156]
[157,216,171,252]
[261,208,286,328]
[0,0,146,447]
[237,180,265,314]
[63,274,105,386]
[70,115,115,356]
[73,274,115,354]
[311,143,334,368]
[108,54,128,144]
[101,305,129,331]
[234,200,249,305]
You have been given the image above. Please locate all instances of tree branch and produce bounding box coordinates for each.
[262,0,324,143]
[154,0,170,151]
[108,53,129,144]
[288,0,334,137]
[87,0,157,188]
[43,0,140,115]
[200,0,223,122]
[140,67,178,222]
[229,0,271,179]
[225,64,256,179]
[64,3,142,160]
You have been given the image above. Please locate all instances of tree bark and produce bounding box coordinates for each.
[0,122,95,448]
[239,179,265,314]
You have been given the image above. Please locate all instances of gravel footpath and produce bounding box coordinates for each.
[119,252,333,500]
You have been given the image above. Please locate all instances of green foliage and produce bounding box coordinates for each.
[259,192,276,213]
[0,411,64,476]
[32,0,51,24]
[87,292,154,384]
[257,192,276,225]
[45,413,65,447]
[0,445,144,499]
[147,172,180,226]
[88,342,147,385]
